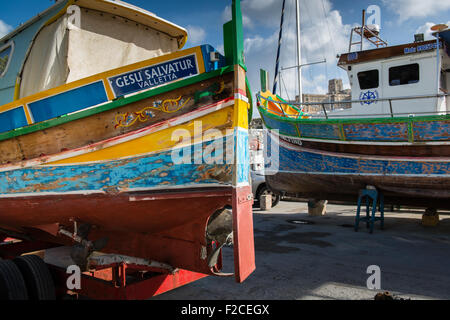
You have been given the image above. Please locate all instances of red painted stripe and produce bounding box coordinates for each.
[0,96,235,169]
[277,133,450,161]
[62,95,235,153]
[235,89,247,97]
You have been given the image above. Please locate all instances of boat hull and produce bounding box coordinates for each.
[0,0,255,283]
[300,140,450,157]
[0,65,254,279]
[0,187,234,274]
[266,134,450,209]
[258,103,450,156]
[0,66,234,165]
[0,99,250,275]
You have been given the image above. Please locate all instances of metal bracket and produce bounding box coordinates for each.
[238,193,253,204]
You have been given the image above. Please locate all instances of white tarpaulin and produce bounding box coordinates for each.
[19,16,69,99]
[20,6,179,98]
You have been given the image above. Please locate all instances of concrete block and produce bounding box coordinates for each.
[260,194,272,211]
[308,199,327,216]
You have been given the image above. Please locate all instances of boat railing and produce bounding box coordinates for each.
[256,93,450,119]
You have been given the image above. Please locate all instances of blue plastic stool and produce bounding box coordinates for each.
[355,187,384,233]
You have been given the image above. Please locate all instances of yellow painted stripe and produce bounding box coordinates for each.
[102,79,115,101]
[23,105,33,125]
[44,0,75,27]
[13,77,21,101]
[233,98,249,130]
[49,105,235,164]
[0,46,205,114]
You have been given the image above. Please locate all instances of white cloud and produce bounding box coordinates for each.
[415,21,450,40]
[382,0,450,22]
[186,25,206,45]
[0,20,12,38]
[242,0,352,113]
[222,4,254,29]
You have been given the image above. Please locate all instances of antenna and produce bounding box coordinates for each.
[348,9,387,52]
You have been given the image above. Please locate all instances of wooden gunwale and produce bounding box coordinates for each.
[258,104,450,125]
[258,105,450,145]
[0,65,234,143]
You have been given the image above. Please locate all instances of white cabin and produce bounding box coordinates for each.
[328,31,450,118]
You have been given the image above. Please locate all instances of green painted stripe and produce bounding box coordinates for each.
[0,66,234,142]
[257,105,450,125]
[408,120,414,143]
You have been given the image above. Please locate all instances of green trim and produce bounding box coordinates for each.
[257,104,450,125]
[0,66,234,142]
[259,104,450,142]
[223,1,245,68]
[231,0,245,67]
[223,21,234,66]
[408,121,414,143]
[245,76,253,122]
[260,69,268,92]
[274,94,302,113]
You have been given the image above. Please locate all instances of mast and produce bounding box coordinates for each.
[295,0,302,104]
[272,0,286,94]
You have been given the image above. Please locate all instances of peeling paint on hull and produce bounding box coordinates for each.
[266,134,450,208]
[0,146,233,196]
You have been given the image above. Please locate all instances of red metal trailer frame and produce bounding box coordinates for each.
[0,238,221,300]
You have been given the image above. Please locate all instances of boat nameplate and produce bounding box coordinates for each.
[108,54,200,98]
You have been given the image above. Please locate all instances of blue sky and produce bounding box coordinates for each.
[1,0,449,115]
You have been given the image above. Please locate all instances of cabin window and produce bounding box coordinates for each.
[389,63,419,86]
[0,42,14,77]
[357,70,379,89]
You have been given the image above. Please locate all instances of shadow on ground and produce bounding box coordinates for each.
[153,201,450,300]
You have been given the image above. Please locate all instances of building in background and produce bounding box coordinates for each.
[295,79,351,114]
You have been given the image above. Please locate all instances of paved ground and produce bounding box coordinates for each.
[154,201,450,300]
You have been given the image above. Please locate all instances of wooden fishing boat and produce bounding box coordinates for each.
[0,0,255,282]
[257,6,450,209]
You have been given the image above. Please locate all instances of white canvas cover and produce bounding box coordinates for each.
[19,16,69,99]
[20,6,179,98]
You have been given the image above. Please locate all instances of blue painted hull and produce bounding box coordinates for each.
[0,147,232,196]
[265,134,450,208]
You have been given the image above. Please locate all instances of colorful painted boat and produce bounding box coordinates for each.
[257,12,450,209]
[0,0,255,282]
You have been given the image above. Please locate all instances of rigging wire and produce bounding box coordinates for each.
[280,72,291,102]
[303,0,328,95]
[320,0,337,59]
[320,0,347,82]
[273,0,287,94]
[279,0,295,98]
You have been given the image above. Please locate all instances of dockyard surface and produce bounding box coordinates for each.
[154,201,450,300]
